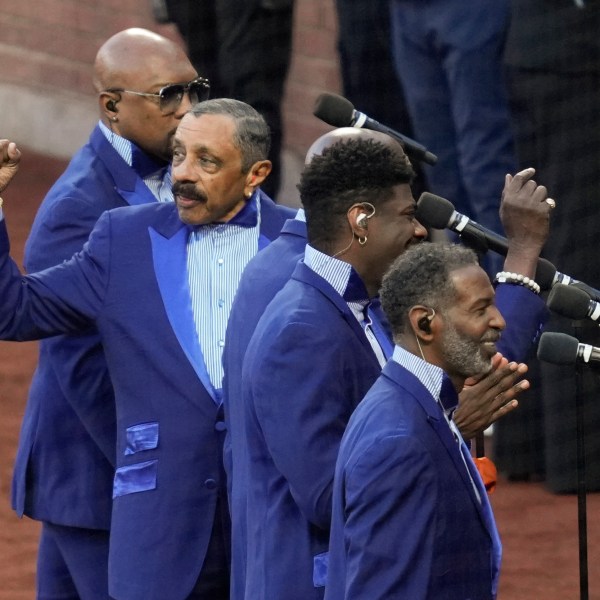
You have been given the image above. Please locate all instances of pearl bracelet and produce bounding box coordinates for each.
[494,271,541,295]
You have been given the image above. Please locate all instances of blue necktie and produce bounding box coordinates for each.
[460,440,502,598]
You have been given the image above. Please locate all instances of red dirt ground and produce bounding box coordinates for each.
[0,148,598,599]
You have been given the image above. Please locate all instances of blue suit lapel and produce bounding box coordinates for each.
[382,361,501,592]
[90,126,161,207]
[118,178,160,207]
[148,221,218,404]
[292,261,380,365]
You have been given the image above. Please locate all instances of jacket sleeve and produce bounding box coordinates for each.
[250,320,354,530]
[0,211,111,341]
[495,283,548,362]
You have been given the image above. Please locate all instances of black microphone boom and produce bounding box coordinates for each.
[313,92,438,166]
[520,252,600,302]
[538,331,600,367]
[415,191,588,294]
[416,192,512,256]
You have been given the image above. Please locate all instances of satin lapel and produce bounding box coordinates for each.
[149,225,218,404]
[117,179,159,207]
[256,189,296,244]
[292,262,379,363]
[381,361,501,593]
[382,363,492,528]
[90,126,159,207]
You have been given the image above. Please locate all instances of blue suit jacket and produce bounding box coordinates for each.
[12,125,160,530]
[325,360,500,600]
[0,196,292,600]
[226,222,545,599]
[222,216,306,600]
[240,261,384,600]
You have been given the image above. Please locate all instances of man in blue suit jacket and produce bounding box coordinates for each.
[12,28,201,599]
[326,242,509,599]
[0,98,294,600]
[234,135,552,599]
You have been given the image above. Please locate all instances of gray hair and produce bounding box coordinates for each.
[189,98,271,172]
[380,242,479,337]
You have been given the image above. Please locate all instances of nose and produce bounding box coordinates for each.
[489,305,506,332]
[172,154,195,183]
[413,218,428,240]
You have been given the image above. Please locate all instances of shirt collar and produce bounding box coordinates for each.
[188,191,260,233]
[304,244,370,304]
[391,345,458,416]
[218,190,259,228]
[98,120,167,177]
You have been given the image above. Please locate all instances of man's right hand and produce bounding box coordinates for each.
[453,353,529,440]
[0,139,21,194]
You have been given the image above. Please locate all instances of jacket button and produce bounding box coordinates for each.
[204,478,217,490]
[215,421,227,432]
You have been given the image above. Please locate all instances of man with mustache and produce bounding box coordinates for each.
[11,28,202,599]
[325,242,507,600]
[0,97,293,600]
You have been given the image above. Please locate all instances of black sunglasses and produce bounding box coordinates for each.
[106,77,210,113]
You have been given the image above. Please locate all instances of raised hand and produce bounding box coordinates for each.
[0,139,22,195]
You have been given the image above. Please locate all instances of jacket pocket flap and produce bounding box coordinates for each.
[125,422,159,455]
[113,459,158,498]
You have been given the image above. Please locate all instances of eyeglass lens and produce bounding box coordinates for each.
[159,80,210,112]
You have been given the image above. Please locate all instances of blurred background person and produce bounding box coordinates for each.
[495,0,600,493]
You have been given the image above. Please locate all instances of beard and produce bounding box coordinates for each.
[441,320,499,379]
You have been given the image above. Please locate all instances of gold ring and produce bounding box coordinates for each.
[545,198,556,209]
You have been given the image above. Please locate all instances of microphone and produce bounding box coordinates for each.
[530,260,600,303]
[313,92,438,166]
[416,191,556,290]
[416,192,509,255]
[537,331,600,366]
[547,284,600,323]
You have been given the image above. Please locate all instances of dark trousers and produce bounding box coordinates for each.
[37,522,110,600]
[335,0,426,198]
[390,0,515,277]
[166,0,294,201]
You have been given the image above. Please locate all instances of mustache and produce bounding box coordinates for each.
[172,183,206,202]
[482,331,501,344]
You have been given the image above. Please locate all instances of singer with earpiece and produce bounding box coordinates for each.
[231,132,547,600]
[326,242,506,600]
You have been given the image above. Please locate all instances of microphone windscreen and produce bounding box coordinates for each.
[547,284,591,320]
[416,192,455,229]
[537,331,579,365]
[535,258,556,292]
[313,93,354,127]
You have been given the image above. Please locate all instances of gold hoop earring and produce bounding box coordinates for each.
[358,236,367,246]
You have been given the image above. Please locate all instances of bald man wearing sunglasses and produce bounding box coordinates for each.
[10,28,203,599]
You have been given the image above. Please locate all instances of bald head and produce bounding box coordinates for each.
[304,127,406,165]
[94,28,198,162]
[93,28,190,92]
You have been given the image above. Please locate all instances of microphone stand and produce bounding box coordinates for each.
[572,319,589,600]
